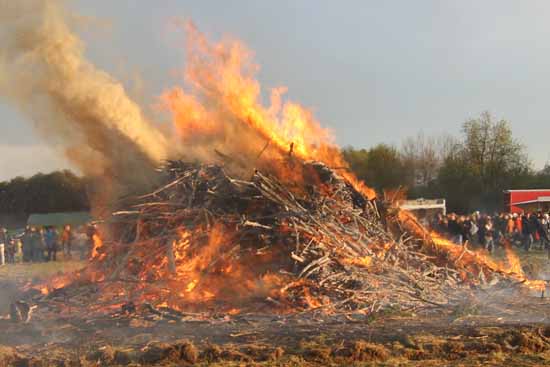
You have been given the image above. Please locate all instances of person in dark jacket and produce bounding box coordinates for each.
[532,213,548,250]
[477,215,487,247]
[431,213,444,232]
[5,235,16,264]
[30,227,44,262]
[462,216,473,244]
[522,213,535,251]
[44,227,59,261]
[448,214,463,245]
[541,213,550,250]
[21,226,32,262]
[494,213,506,246]
[484,218,495,253]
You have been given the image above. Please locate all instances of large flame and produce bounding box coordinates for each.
[161,22,375,199]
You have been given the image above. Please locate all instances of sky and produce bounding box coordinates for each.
[2,0,550,181]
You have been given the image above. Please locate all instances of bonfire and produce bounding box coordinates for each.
[8,7,544,321]
[31,156,545,321]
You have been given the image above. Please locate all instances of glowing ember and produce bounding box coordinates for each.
[343,255,373,268]
[90,234,104,260]
[185,280,198,292]
[303,288,322,309]
[227,308,241,315]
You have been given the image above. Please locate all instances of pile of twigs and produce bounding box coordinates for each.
[74,159,475,315]
[31,158,531,320]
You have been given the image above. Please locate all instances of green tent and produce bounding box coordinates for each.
[27,212,92,227]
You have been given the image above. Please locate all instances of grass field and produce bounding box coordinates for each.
[492,243,550,279]
[0,260,86,283]
[0,259,86,314]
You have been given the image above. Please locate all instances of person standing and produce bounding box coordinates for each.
[21,226,31,262]
[29,227,44,262]
[44,227,59,261]
[494,213,506,246]
[506,215,515,238]
[538,213,550,250]
[522,213,535,251]
[61,225,74,259]
[513,213,522,246]
[0,227,6,266]
[13,238,22,263]
[521,214,528,249]
[477,215,487,247]
[484,218,495,253]
[462,216,473,244]
[448,213,463,245]
[5,235,15,264]
[432,213,444,232]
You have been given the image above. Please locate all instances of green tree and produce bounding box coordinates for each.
[342,147,369,182]
[0,170,89,217]
[435,112,530,212]
[343,144,411,193]
[462,111,527,191]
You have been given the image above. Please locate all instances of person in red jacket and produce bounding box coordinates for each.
[61,225,74,259]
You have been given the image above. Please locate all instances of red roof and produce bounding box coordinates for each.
[505,189,550,213]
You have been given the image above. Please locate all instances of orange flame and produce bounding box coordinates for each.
[502,241,523,275]
[397,210,546,293]
[90,234,104,260]
[303,287,322,309]
[343,255,373,268]
[161,23,376,200]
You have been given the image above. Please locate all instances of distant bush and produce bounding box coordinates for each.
[0,170,89,216]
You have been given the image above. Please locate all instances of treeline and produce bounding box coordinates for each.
[343,111,550,213]
[0,170,89,216]
[0,111,546,217]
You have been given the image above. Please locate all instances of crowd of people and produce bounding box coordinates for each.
[0,224,97,265]
[431,211,550,253]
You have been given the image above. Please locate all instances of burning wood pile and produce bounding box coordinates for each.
[108,162,458,311]
[3,3,545,326]
[49,159,483,316]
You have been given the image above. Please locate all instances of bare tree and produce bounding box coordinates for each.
[400,132,453,186]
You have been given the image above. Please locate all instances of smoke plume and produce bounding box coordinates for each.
[0,1,376,202]
[0,0,169,188]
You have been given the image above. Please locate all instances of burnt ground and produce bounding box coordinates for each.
[2,252,550,366]
[2,303,550,366]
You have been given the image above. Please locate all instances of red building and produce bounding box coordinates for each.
[504,189,550,213]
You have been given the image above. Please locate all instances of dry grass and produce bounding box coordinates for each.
[0,260,86,313]
[492,243,550,278]
[0,260,85,283]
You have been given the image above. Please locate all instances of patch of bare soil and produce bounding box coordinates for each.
[2,302,550,366]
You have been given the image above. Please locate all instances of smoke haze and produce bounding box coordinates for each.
[0,1,368,200]
[0,0,169,187]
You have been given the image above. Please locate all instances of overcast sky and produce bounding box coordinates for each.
[2,0,550,181]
